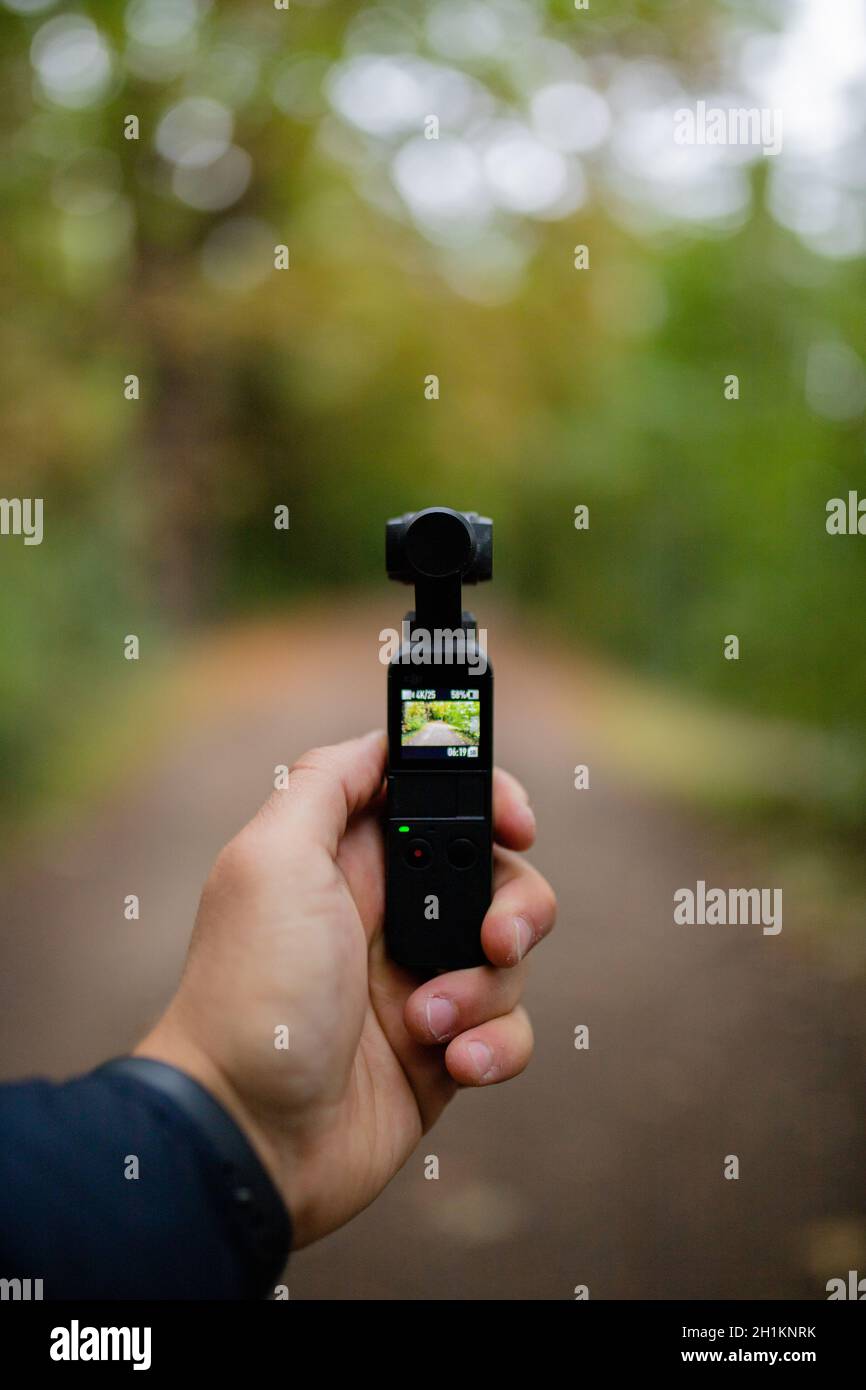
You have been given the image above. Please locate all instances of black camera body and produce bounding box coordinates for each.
[384,509,493,976]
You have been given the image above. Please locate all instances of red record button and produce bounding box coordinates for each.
[405,837,432,868]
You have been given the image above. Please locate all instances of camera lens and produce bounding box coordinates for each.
[404,509,475,578]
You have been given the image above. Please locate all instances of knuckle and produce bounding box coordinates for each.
[289,749,343,806]
[292,745,333,776]
[210,829,265,892]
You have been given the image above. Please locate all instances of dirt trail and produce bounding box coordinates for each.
[1,598,864,1299]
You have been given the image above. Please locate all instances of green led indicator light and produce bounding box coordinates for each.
[398,825,411,833]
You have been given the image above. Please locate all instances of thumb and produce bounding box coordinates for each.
[267,730,387,855]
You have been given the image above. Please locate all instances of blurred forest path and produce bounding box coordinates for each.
[1,597,864,1299]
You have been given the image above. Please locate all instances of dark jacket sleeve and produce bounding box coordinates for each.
[0,1068,291,1300]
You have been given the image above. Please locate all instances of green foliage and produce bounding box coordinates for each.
[0,0,864,824]
[403,701,480,743]
[402,702,429,737]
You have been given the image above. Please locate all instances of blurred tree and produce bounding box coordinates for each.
[0,0,864,822]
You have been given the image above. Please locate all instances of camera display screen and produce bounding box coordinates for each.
[400,687,480,760]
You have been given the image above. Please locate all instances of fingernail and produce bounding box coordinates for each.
[466,1040,495,1082]
[426,995,458,1041]
[512,915,534,963]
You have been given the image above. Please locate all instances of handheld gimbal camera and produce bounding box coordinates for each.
[384,508,493,976]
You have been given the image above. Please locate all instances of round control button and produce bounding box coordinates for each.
[447,837,477,869]
[405,837,432,868]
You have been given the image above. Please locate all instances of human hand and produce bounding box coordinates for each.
[136,730,556,1247]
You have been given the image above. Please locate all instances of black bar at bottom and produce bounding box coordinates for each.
[2,1297,860,1375]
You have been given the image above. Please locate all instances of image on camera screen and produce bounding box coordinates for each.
[400,689,480,760]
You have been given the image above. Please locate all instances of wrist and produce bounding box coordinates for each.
[134,1023,293,1214]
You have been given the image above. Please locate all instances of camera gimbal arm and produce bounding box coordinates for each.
[385,507,493,635]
